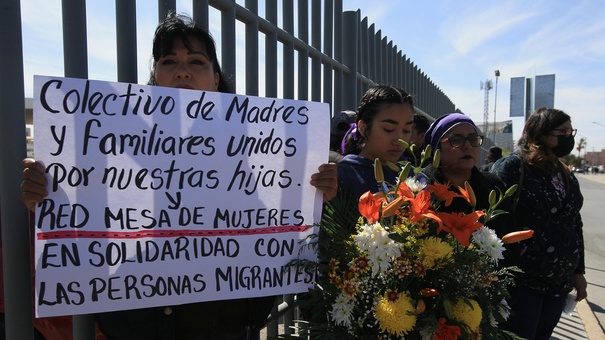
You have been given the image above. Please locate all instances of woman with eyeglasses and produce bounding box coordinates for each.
[491,107,586,340]
[420,113,509,219]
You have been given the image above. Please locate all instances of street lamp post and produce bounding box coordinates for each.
[493,70,500,143]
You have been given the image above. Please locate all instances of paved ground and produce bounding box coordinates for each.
[551,299,599,339]
[550,172,605,340]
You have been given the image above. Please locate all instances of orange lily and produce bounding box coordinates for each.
[409,190,441,225]
[437,210,485,246]
[460,182,476,207]
[502,230,534,244]
[382,196,404,217]
[358,191,387,224]
[396,180,415,200]
[415,299,426,314]
[435,318,462,340]
[419,288,440,297]
[428,182,463,207]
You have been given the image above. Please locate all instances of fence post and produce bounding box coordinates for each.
[116,0,138,83]
[0,1,34,338]
[61,0,97,337]
[341,11,358,112]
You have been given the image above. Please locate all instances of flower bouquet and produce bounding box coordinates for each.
[293,145,531,339]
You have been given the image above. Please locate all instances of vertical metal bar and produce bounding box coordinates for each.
[333,0,343,112]
[297,0,309,100]
[368,24,375,83]
[396,50,402,89]
[311,0,321,102]
[283,295,295,336]
[0,1,34,338]
[413,64,419,101]
[158,0,177,22]
[265,0,278,98]
[359,17,368,92]
[374,30,382,84]
[61,1,96,338]
[406,58,412,91]
[322,0,333,112]
[282,1,295,99]
[380,37,385,84]
[342,11,358,111]
[116,0,138,83]
[245,0,259,96]
[62,0,88,78]
[387,41,393,85]
[192,0,210,31]
[400,54,407,89]
[221,5,237,92]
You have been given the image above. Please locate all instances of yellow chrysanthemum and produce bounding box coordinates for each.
[417,237,453,269]
[452,299,482,332]
[374,293,417,336]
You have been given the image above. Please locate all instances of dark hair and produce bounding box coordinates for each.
[518,107,571,175]
[413,113,430,134]
[488,146,503,160]
[343,85,415,155]
[148,12,233,93]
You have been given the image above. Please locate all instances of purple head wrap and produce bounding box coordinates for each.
[423,113,478,151]
[341,122,359,154]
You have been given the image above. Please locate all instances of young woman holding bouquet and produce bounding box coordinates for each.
[491,107,587,340]
[306,109,521,338]
[337,85,415,202]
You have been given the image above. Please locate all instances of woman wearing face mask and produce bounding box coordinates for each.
[491,107,587,340]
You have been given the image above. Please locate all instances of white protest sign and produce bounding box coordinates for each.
[33,76,329,317]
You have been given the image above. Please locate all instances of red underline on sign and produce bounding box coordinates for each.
[36,225,313,240]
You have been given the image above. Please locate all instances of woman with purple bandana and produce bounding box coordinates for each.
[336,85,415,204]
[421,113,509,228]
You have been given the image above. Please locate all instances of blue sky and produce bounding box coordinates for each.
[21,0,605,152]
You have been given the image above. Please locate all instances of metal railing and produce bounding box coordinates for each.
[0,0,459,338]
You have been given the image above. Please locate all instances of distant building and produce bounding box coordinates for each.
[585,150,605,166]
[510,74,555,119]
[476,120,514,153]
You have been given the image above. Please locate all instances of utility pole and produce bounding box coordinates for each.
[480,79,493,138]
[493,70,500,143]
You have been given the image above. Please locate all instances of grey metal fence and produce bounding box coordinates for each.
[0,0,459,338]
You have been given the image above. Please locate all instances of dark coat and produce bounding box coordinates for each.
[337,154,400,202]
[95,296,275,339]
[491,153,585,296]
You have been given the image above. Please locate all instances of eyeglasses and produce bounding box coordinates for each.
[441,134,484,148]
[550,128,577,137]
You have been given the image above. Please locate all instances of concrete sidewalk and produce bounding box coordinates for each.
[551,299,602,339]
[553,172,605,340]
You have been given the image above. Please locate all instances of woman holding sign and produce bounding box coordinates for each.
[21,12,337,340]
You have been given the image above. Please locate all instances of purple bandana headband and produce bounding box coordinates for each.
[341,122,359,154]
[423,113,478,151]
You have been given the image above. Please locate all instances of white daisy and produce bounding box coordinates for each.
[471,226,504,262]
[330,293,355,327]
